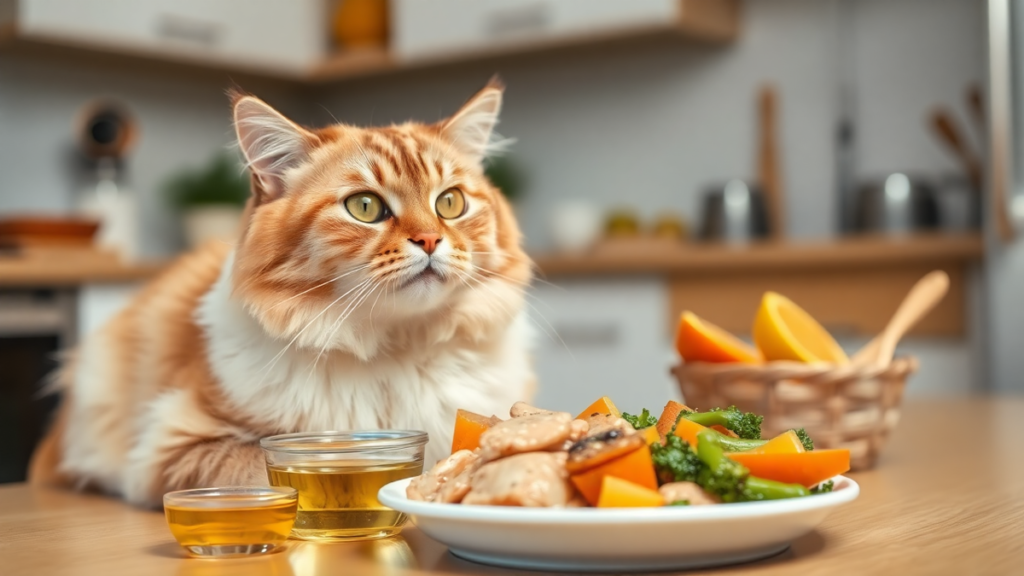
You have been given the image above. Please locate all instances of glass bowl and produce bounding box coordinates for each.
[163,486,298,558]
[261,430,428,541]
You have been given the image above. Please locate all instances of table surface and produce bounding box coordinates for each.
[2,397,1022,576]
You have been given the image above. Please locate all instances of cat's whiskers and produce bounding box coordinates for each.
[303,279,381,385]
[256,278,373,387]
[265,263,371,311]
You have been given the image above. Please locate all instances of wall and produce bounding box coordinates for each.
[0,55,305,257]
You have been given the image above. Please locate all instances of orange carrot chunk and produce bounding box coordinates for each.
[570,444,658,506]
[655,400,693,439]
[450,409,499,454]
[576,396,620,420]
[727,449,850,488]
[596,476,664,508]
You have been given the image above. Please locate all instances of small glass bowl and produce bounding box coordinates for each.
[261,430,428,541]
[163,486,298,558]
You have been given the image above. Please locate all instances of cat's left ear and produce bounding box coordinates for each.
[441,78,505,163]
[231,91,317,204]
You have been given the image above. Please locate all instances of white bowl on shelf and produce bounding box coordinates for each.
[379,475,859,572]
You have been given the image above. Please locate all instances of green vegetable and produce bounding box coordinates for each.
[695,430,810,502]
[811,480,835,494]
[650,434,703,484]
[792,428,815,451]
[621,408,658,430]
[669,500,690,506]
[682,406,763,440]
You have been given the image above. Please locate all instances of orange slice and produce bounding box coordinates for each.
[675,311,761,364]
[753,292,848,364]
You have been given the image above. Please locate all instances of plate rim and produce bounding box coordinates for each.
[379,474,859,523]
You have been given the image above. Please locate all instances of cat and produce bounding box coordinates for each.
[28,80,536,507]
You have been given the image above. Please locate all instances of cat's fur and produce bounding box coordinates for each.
[28,81,535,507]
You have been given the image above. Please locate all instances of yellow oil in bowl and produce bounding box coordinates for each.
[163,487,297,557]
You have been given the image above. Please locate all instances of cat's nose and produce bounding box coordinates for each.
[409,233,442,255]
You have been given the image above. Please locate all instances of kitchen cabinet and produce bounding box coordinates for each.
[391,0,734,62]
[15,0,326,75]
[528,279,681,413]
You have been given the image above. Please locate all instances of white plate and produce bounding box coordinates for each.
[379,476,858,572]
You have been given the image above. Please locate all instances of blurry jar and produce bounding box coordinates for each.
[333,0,389,49]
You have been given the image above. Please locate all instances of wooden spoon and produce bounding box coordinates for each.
[851,271,950,367]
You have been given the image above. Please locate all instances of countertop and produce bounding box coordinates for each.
[2,397,1022,575]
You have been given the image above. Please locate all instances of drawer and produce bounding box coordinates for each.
[18,0,326,73]
[390,0,679,62]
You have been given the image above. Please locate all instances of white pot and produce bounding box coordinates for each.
[182,205,244,248]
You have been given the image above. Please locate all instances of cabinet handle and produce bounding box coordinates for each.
[485,2,550,38]
[155,14,222,47]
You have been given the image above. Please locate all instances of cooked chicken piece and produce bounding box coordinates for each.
[462,452,573,507]
[406,450,479,502]
[659,482,721,506]
[584,413,635,437]
[434,460,480,504]
[478,412,574,461]
[566,429,646,474]
[509,401,564,418]
[570,419,590,441]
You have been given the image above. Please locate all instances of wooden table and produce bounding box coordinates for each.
[2,398,1022,575]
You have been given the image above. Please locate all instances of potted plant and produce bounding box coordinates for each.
[165,153,250,248]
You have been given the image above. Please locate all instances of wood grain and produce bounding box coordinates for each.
[2,398,1021,575]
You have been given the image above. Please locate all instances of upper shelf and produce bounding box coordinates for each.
[531,233,985,278]
[0,0,739,84]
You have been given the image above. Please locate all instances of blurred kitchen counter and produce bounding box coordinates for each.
[0,247,165,287]
[531,233,983,337]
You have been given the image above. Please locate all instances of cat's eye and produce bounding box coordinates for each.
[344,192,390,223]
[436,188,466,219]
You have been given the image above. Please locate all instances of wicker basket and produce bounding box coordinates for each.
[672,357,918,470]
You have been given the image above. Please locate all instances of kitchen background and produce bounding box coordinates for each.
[0,0,1020,482]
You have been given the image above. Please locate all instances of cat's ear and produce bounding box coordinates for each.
[232,92,315,204]
[441,79,505,163]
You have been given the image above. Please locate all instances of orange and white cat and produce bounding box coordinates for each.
[29,81,535,507]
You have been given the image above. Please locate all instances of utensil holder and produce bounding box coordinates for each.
[672,357,918,470]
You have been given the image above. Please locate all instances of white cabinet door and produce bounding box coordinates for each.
[19,0,326,74]
[391,0,678,62]
[527,279,680,414]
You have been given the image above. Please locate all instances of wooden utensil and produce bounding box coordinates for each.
[929,108,983,193]
[851,270,950,367]
[758,84,784,239]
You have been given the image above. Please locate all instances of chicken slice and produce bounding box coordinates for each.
[462,452,573,507]
[478,412,574,461]
[659,482,721,506]
[406,450,479,502]
[434,461,480,504]
[584,413,635,437]
[509,401,564,418]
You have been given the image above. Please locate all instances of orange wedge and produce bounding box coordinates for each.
[753,292,848,364]
[675,311,761,364]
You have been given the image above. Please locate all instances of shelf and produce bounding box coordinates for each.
[0,247,165,287]
[532,233,984,278]
[0,0,738,84]
[532,233,984,338]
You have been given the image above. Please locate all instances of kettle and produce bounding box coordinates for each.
[854,173,939,234]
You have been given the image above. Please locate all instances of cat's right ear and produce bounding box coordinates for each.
[231,92,315,204]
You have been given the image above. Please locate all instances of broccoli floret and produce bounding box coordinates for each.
[650,434,704,484]
[791,428,815,451]
[695,430,810,502]
[811,480,834,494]
[668,500,690,506]
[683,406,764,440]
[621,408,658,430]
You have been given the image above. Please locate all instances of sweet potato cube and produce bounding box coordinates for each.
[576,396,620,420]
[597,476,665,508]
